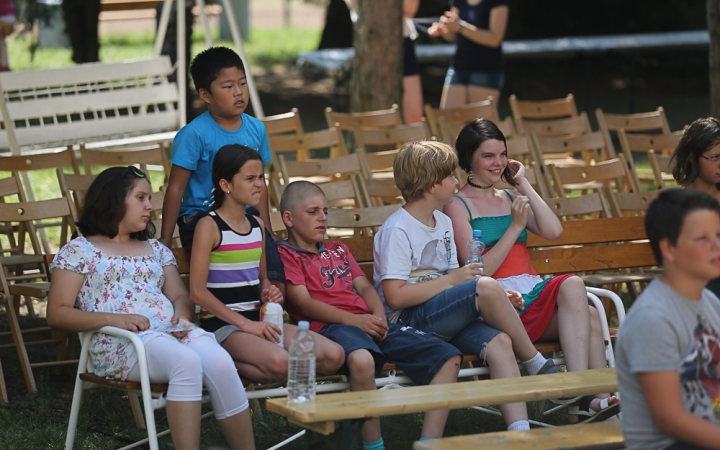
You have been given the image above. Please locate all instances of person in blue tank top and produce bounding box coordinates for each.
[428,0,509,109]
[444,118,619,423]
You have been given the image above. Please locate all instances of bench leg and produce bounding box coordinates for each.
[129,393,147,430]
[302,419,364,450]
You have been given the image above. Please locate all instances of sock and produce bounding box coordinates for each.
[522,352,548,375]
[508,420,530,431]
[419,437,437,441]
[363,438,384,450]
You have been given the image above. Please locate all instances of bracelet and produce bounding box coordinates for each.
[458,20,467,34]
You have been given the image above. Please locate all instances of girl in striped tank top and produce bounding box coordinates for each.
[190,145,344,382]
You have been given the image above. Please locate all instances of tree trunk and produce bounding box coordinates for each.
[351,0,403,113]
[709,0,720,116]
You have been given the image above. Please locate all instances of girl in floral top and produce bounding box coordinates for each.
[48,166,255,450]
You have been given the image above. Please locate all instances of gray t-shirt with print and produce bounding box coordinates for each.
[616,278,720,449]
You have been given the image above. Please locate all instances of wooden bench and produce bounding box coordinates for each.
[412,421,624,450]
[0,56,180,155]
[266,368,618,445]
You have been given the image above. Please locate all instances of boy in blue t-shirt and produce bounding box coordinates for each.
[160,46,285,288]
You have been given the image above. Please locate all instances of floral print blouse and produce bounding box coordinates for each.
[50,237,210,380]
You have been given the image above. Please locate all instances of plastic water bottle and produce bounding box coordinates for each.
[466,229,485,268]
[287,321,316,403]
[260,302,284,349]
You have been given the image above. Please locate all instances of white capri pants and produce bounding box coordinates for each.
[127,334,248,420]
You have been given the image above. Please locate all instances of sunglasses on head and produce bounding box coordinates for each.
[121,166,147,179]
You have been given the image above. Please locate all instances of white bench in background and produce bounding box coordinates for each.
[0,56,180,155]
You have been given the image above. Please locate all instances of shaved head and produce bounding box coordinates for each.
[280,181,326,214]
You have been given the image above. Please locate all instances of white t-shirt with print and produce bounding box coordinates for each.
[373,207,459,322]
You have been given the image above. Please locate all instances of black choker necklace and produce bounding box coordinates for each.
[466,178,494,189]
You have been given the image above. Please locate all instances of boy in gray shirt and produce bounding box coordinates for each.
[617,188,720,450]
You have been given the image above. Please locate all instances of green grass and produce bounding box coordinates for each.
[8,26,321,71]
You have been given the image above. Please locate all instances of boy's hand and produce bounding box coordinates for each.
[244,320,282,344]
[261,285,283,304]
[505,289,525,311]
[448,263,484,286]
[351,314,388,342]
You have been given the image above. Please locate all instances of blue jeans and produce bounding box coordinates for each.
[398,279,502,356]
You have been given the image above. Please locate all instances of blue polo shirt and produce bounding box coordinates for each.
[172,111,271,216]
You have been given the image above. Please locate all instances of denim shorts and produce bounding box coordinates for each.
[398,279,502,356]
[319,321,461,386]
[444,66,504,91]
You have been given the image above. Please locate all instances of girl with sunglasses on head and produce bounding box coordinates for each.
[671,117,720,298]
[443,119,619,423]
[48,166,256,450]
[188,144,344,383]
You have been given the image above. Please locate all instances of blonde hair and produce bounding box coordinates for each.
[393,140,458,203]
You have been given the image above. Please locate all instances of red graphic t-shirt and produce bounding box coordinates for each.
[279,241,369,332]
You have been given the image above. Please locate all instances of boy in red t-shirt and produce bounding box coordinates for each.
[277,181,462,450]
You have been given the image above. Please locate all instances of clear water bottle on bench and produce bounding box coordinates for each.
[287,321,316,403]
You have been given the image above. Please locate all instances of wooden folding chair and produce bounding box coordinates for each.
[276,155,366,210]
[354,121,431,152]
[268,127,347,163]
[605,188,661,218]
[327,204,401,236]
[424,97,515,140]
[0,175,24,256]
[544,192,611,220]
[56,170,97,218]
[0,147,80,253]
[356,176,403,207]
[509,94,578,136]
[648,149,675,189]
[324,104,402,131]
[261,108,305,136]
[519,112,592,139]
[80,142,171,181]
[596,107,672,157]
[0,197,79,394]
[548,155,632,199]
[355,147,397,179]
[618,130,682,190]
[437,115,516,148]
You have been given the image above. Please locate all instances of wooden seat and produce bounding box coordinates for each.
[413,421,623,450]
[548,156,632,198]
[354,121,431,152]
[0,148,81,253]
[327,204,401,236]
[0,197,79,394]
[618,130,682,190]
[509,94,578,137]
[605,188,661,218]
[424,97,515,141]
[324,105,402,131]
[261,108,304,137]
[80,142,171,180]
[648,149,674,189]
[357,176,403,207]
[596,106,672,158]
[544,192,611,220]
[438,115,515,146]
[532,130,613,171]
[268,127,346,163]
[56,170,97,217]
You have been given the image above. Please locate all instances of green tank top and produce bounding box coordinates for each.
[454,191,528,247]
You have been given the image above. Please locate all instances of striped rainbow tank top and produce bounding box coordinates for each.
[200,211,263,332]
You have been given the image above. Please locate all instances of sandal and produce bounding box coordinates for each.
[568,395,621,424]
[534,360,580,405]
